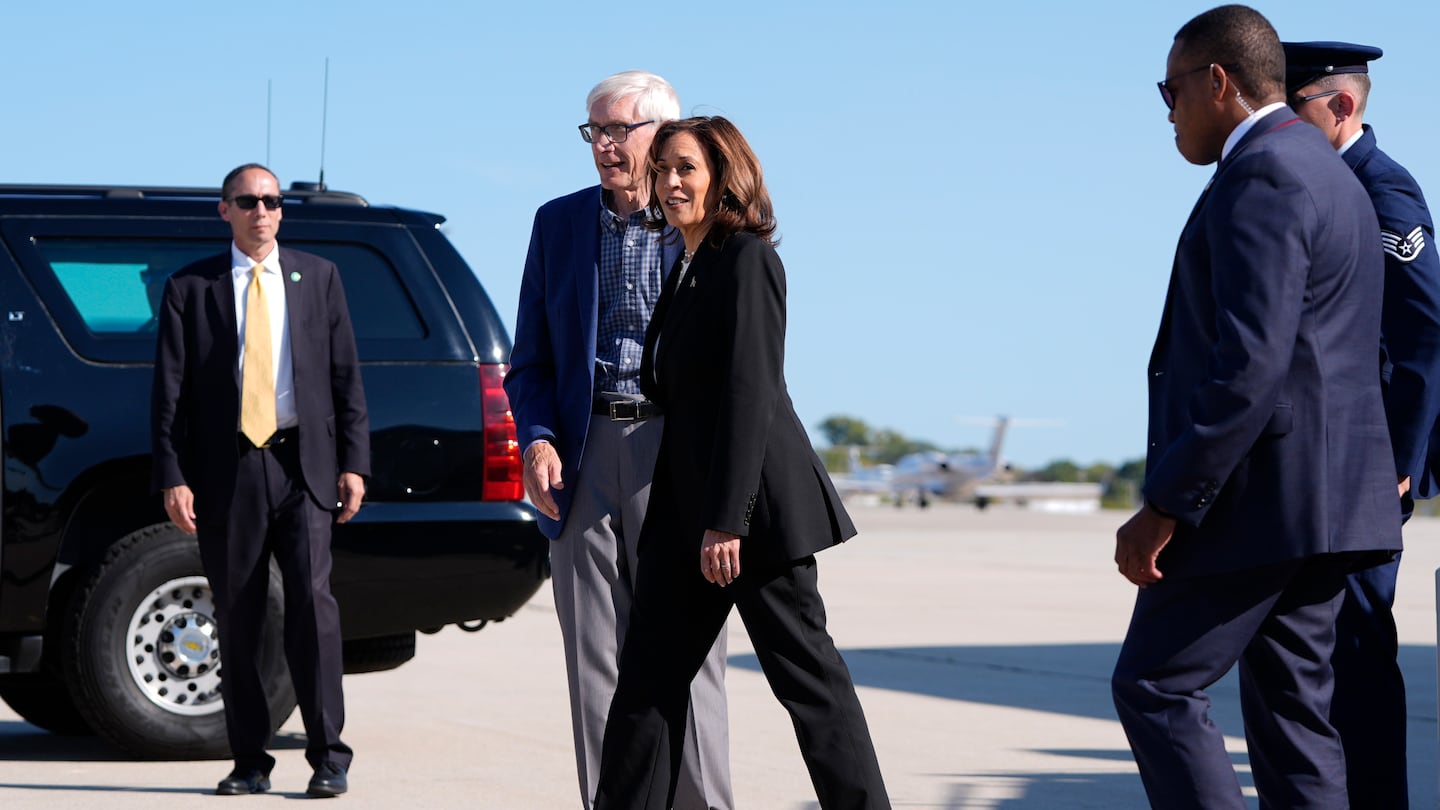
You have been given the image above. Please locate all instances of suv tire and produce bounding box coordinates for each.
[342,632,417,674]
[0,672,93,735]
[62,523,297,759]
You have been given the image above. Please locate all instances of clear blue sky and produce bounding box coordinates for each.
[5,0,1437,467]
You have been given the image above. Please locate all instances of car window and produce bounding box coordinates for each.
[36,239,218,334]
[288,242,426,340]
[31,238,425,342]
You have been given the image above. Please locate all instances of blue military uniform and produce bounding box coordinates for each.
[1348,126,1440,496]
[1285,41,1440,809]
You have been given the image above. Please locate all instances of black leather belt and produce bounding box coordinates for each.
[241,427,298,449]
[593,400,663,421]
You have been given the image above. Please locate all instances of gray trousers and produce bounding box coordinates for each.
[551,414,732,810]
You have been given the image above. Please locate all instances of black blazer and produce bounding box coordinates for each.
[640,232,854,568]
[151,247,370,511]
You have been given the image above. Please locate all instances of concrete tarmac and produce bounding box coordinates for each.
[1,504,1436,808]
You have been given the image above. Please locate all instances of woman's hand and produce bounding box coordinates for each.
[701,529,742,587]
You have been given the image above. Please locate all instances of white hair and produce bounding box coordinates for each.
[585,71,680,123]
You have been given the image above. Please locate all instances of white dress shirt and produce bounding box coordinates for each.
[231,242,297,429]
[1221,101,1289,161]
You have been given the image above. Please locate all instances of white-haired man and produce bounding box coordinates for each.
[504,71,733,810]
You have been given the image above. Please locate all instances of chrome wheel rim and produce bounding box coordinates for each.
[124,575,224,717]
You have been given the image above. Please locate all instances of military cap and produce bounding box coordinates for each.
[1282,41,1384,94]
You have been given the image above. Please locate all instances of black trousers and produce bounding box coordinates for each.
[593,542,889,810]
[197,434,351,774]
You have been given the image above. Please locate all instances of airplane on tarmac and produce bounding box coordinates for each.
[833,416,1103,511]
[829,446,895,495]
[887,416,1011,508]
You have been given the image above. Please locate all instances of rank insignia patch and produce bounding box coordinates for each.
[1382,226,1426,263]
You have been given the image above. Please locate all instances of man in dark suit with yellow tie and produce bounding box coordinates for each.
[1111,6,1403,807]
[151,163,369,797]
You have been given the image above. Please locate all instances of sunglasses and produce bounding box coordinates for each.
[1157,63,1238,111]
[227,194,284,211]
[1289,89,1342,109]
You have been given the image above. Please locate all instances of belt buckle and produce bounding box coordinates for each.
[608,401,638,422]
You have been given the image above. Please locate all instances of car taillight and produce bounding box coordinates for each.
[480,364,523,501]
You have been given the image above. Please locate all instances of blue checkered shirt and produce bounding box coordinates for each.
[595,199,665,397]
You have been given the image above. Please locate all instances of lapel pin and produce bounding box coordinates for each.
[290,272,302,282]
[689,277,697,288]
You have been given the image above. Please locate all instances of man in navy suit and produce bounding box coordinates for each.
[1111,7,1403,807]
[152,164,368,797]
[1283,40,1440,808]
[503,71,732,810]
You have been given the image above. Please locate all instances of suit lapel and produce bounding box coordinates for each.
[209,256,240,388]
[644,251,682,392]
[280,247,306,384]
[656,243,711,374]
[575,189,602,375]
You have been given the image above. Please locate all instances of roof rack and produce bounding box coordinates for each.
[0,183,368,207]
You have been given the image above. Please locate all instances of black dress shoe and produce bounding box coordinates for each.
[216,768,271,795]
[306,763,348,797]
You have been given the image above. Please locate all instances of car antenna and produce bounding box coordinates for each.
[317,57,330,192]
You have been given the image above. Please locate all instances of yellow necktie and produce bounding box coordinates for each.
[240,264,277,447]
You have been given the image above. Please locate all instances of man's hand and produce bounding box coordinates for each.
[523,441,564,521]
[1114,503,1177,587]
[337,472,365,524]
[701,530,742,587]
[163,485,198,535]
[1399,474,1412,498]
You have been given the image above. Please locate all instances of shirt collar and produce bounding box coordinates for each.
[1337,127,1365,156]
[1221,101,1288,162]
[231,242,281,279]
[599,192,646,235]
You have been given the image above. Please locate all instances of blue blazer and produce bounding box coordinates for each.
[1143,108,1402,577]
[504,186,681,539]
[1344,126,1440,498]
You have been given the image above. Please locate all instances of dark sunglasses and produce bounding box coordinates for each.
[1157,63,1239,111]
[227,194,284,211]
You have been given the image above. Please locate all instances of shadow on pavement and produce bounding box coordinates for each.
[0,783,204,796]
[735,642,1435,728]
[0,725,308,762]
[731,642,1436,809]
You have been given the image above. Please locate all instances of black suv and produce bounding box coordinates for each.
[0,183,547,758]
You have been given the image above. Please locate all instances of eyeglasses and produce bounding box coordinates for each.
[578,120,654,144]
[227,194,284,211]
[1157,63,1238,111]
[1289,89,1342,108]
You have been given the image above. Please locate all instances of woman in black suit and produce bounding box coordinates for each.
[592,116,890,810]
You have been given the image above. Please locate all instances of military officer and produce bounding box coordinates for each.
[1285,40,1440,809]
